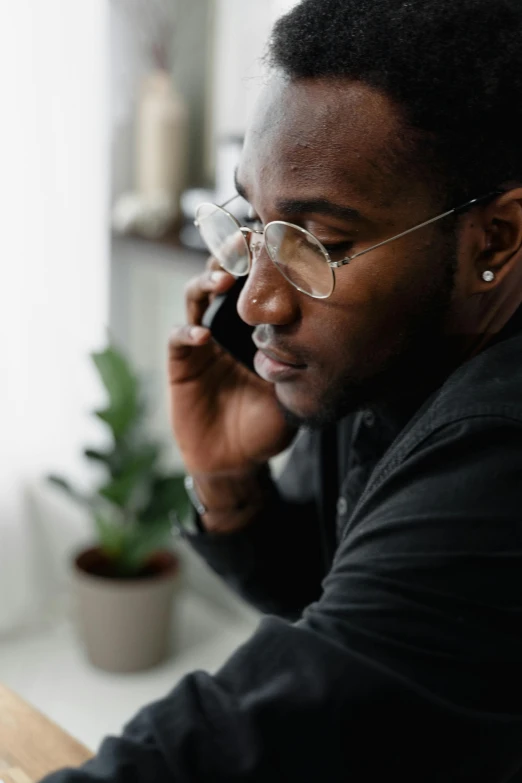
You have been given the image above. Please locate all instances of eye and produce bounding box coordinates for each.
[245,217,264,231]
[245,205,263,228]
[321,241,354,259]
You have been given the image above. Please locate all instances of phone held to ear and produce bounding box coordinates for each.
[202,277,257,373]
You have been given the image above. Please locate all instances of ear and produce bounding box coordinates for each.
[465,187,522,295]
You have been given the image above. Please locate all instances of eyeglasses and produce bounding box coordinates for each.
[194,190,502,300]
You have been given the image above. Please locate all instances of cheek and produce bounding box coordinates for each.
[306,244,447,365]
[315,260,411,348]
[334,239,447,319]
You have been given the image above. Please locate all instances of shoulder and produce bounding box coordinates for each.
[353,331,522,513]
[428,330,522,426]
[396,332,522,461]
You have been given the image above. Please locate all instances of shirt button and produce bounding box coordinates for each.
[363,410,376,427]
[337,497,348,516]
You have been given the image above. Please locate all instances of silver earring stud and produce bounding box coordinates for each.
[482,270,495,283]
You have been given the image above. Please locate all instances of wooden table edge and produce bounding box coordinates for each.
[0,683,93,782]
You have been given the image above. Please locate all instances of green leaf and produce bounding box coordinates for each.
[141,475,190,523]
[93,512,126,559]
[91,346,140,439]
[92,346,137,407]
[48,475,73,493]
[84,449,112,466]
[47,475,88,507]
[94,404,138,442]
[99,474,138,509]
[98,445,160,509]
[120,518,174,573]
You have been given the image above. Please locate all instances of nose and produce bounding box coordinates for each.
[237,230,300,327]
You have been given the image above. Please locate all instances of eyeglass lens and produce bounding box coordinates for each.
[196,204,250,276]
[195,204,334,298]
[264,223,334,299]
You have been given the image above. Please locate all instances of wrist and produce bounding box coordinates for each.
[186,465,273,534]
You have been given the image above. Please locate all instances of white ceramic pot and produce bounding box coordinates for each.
[72,547,180,673]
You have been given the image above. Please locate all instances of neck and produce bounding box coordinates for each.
[447,286,522,362]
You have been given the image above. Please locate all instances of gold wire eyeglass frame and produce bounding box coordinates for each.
[195,190,502,300]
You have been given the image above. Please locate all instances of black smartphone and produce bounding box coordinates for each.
[202,277,257,373]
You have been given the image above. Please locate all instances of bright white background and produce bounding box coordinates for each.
[0,0,109,632]
[211,0,299,139]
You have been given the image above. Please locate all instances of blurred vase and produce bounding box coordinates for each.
[135,69,188,220]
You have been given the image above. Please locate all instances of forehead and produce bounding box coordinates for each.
[239,75,416,211]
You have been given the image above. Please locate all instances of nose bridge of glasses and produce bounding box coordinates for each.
[241,226,266,260]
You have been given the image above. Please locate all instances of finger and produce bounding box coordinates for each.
[206,255,223,272]
[169,324,210,355]
[168,325,215,384]
[185,268,237,325]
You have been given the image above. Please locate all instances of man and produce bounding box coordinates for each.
[43,0,522,780]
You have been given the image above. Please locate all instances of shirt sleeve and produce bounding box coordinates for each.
[39,414,522,783]
[185,429,328,620]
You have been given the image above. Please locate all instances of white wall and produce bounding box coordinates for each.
[110,2,148,201]
[212,0,299,139]
[0,1,109,632]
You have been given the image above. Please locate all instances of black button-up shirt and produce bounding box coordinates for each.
[42,311,522,782]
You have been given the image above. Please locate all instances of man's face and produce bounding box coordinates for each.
[236,76,463,426]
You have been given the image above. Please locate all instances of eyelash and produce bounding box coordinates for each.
[321,241,354,256]
[244,216,354,257]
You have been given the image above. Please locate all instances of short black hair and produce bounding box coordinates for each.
[268,0,522,205]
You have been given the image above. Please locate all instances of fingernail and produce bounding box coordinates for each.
[190,326,208,341]
[210,270,228,284]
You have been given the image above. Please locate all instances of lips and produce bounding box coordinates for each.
[253,341,307,383]
[252,337,307,369]
[256,346,305,369]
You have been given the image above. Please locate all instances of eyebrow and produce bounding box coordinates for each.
[234,171,362,223]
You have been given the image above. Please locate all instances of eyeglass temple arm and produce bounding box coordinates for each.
[332,190,503,268]
[193,195,241,229]
[220,194,241,209]
[332,207,457,267]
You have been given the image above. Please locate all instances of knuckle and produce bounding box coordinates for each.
[206,255,222,272]
[184,277,200,299]
[169,324,189,344]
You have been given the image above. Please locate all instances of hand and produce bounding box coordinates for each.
[168,258,297,477]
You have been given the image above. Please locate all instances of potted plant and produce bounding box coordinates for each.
[49,345,190,673]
